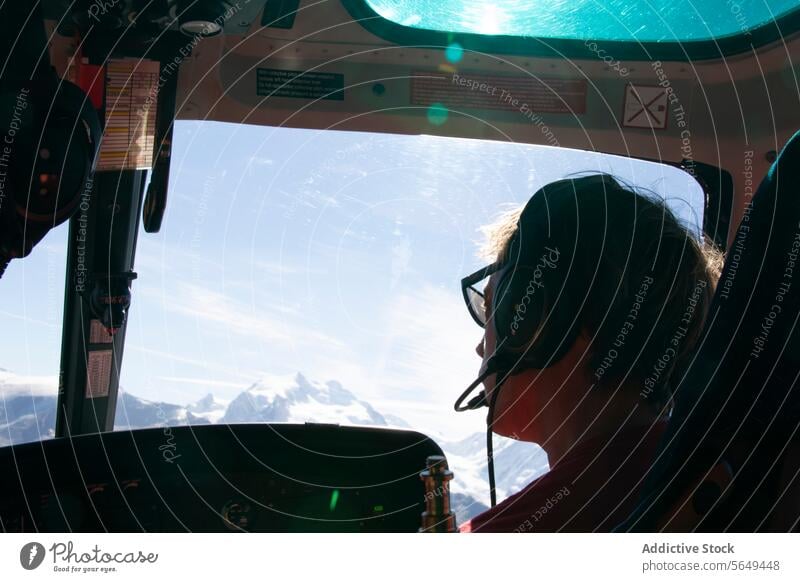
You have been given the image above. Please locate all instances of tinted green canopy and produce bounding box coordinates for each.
[363,0,799,42]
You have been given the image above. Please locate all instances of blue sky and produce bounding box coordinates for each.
[0,121,704,439]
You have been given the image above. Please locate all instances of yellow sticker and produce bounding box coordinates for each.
[97,59,160,171]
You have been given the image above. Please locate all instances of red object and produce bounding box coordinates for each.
[76,60,105,111]
[460,421,668,533]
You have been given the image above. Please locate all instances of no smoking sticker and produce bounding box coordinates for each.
[623,84,668,129]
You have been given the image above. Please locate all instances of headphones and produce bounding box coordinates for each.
[455,175,621,412]
[490,186,579,369]
[0,69,102,274]
[453,174,620,507]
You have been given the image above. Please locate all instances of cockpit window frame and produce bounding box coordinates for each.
[340,0,800,61]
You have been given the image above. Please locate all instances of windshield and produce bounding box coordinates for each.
[0,122,704,511]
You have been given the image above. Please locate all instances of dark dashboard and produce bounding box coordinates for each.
[0,424,444,532]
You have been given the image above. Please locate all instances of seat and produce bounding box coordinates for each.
[619,131,800,532]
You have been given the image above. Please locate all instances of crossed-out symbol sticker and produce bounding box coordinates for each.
[623,85,669,129]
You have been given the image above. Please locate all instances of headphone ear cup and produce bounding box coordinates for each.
[0,76,101,259]
[23,121,89,222]
[491,262,580,369]
[12,80,95,220]
[492,265,548,353]
[2,86,38,196]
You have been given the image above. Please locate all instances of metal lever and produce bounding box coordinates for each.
[419,455,457,533]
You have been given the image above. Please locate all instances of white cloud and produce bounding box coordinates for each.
[168,283,345,349]
[154,376,248,390]
[325,283,485,440]
[247,155,274,166]
[382,284,481,391]
[0,370,58,397]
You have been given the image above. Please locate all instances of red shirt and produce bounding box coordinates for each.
[459,421,667,532]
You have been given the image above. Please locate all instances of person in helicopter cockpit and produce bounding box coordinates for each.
[456,174,723,532]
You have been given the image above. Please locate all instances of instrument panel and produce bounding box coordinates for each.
[0,423,444,532]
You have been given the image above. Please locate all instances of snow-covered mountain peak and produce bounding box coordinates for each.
[223,372,386,427]
[187,393,228,423]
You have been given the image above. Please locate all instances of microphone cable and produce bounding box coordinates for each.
[486,386,502,507]
[454,355,514,508]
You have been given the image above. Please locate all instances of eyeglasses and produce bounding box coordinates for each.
[461,261,504,327]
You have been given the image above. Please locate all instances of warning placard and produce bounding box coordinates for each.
[257,68,344,101]
[86,350,113,399]
[89,319,113,344]
[97,59,159,170]
[623,84,669,129]
[411,71,587,114]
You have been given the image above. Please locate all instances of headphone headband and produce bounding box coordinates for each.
[488,176,615,371]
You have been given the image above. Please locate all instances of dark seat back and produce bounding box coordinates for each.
[622,131,800,532]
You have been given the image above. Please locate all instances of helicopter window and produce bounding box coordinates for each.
[346,0,800,57]
[0,120,705,510]
[0,226,68,446]
[118,121,704,506]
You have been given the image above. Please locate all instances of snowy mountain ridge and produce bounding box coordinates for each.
[0,369,549,520]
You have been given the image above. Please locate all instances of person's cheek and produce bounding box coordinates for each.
[490,388,519,438]
[491,377,534,439]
